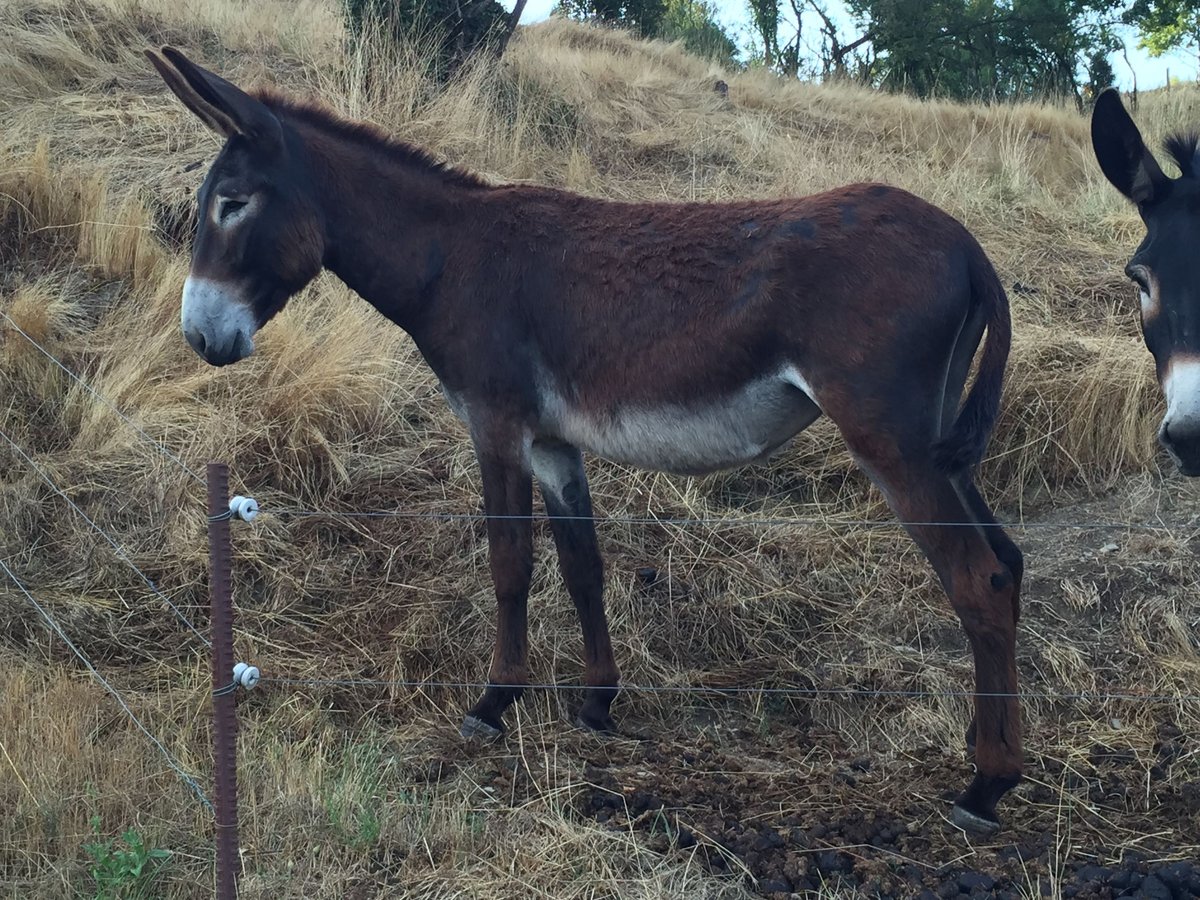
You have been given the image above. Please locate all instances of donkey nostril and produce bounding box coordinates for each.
[185,328,207,357]
[1162,418,1200,452]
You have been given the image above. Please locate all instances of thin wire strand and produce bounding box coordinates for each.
[0,557,212,812]
[274,507,1189,532]
[0,427,211,647]
[261,676,1200,704]
[0,309,204,485]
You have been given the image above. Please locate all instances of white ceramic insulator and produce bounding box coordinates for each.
[233,662,260,690]
[229,495,259,522]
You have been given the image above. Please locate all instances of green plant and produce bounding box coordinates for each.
[324,741,388,849]
[82,815,171,900]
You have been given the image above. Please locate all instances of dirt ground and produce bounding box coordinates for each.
[381,691,1198,898]
[309,477,1200,899]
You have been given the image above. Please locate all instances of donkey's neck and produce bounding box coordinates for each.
[297,120,489,332]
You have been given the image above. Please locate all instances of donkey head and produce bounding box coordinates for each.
[147,48,325,366]
[1092,89,1200,475]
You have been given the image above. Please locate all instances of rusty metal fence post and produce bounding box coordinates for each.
[207,462,239,900]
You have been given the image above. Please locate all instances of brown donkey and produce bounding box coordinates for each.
[147,47,1023,833]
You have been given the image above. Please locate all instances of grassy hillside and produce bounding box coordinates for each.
[1,1,1199,896]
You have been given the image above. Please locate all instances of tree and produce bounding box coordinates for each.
[1084,48,1117,98]
[343,0,513,73]
[744,0,810,76]
[844,0,1120,100]
[807,0,874,79]
[558,0,737,67]
[846,0,976,96]
[496,0,530,57]
[658,0,740,67]
[746,0,781,68]
[1124,0,1200,61]
[556,0,669,36]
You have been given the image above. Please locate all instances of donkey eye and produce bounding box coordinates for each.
[217,198,248,223]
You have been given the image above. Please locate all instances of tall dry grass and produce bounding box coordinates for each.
[2,1,1199,897]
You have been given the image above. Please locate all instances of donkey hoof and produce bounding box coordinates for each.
[953,771,1019,836]
[951,804,1001,837]
[574,711,617,734]
[460,715,503,741]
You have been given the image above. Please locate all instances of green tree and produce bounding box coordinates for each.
[556,0,669,36]
[659,0,740,67]
[746,0,781,67]
[744,0,809,76]
[1124,0,1200,60]
[1085,48,1117,97]
[845,0,1118,100]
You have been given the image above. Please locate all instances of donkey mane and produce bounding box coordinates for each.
[251,86,491,189]
[1164,131,1200,178]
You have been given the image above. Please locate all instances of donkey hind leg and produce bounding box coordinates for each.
[956,476,1023,760]
[532,440,621,732]
[938,304,1023,762]
[461,431,535,741]
[846,437,1022,835]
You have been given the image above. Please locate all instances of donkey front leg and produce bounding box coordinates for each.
[461,428,534,740]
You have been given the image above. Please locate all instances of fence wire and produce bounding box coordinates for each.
[0,556,212,812]
[0,426,210,646]
[260,676,1200,705]
[0,309,204,486]
[4,299,1198,711]
[273,506,1193,532]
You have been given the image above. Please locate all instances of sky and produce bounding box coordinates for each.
[503,0,1196,91]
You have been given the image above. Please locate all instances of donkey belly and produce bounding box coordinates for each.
[546,367,822,476]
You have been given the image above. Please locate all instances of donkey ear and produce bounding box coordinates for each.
[145,48,236,137]
[148,46,282,151]
[1091,88,1168,206]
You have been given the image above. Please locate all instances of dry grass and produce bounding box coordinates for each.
[2,0,1199,897]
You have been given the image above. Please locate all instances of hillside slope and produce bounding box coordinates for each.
[1,2,1199,897]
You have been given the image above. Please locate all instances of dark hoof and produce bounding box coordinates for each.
[574,711,617,733]
[574,686,619,735]
[952,771,1020,836]
[951,804,1001,836]
[460,715,503,741]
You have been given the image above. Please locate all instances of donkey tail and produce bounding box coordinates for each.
[931,242,1012,474]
